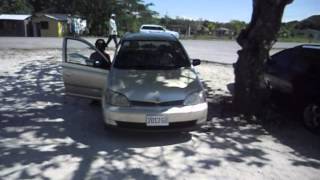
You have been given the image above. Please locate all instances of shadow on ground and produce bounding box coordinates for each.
[203,79,320,169]
[0,60,319,179]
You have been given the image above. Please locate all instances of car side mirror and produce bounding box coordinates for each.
[192,59,201,66]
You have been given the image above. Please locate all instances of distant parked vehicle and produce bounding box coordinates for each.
[140,24,180,39]
[264,44,320,134]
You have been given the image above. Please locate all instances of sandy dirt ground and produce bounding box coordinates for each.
[0,49,319,180]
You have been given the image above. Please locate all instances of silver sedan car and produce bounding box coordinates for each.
[62,33,208,131]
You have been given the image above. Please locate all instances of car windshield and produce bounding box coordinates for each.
[114,40,191,70]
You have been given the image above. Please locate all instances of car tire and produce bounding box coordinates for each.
[303,104,320,134]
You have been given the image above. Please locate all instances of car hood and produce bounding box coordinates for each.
[109,68,202,102]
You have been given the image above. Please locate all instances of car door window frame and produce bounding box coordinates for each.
[63,37,110,68]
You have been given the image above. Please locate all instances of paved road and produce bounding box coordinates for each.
[0,37,304,64]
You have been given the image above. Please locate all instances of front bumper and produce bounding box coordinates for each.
[102,103,208,131]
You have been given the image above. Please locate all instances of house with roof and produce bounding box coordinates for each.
[0,14,32,37]
[31,14,70,37]
[0,14,87,37]
[215,27,234,37]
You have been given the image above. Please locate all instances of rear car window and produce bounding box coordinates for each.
[114,40,191,70]
[270,48,300,72]
[301,48,320,76]
[302,48,320,62]
[142,26,164,31]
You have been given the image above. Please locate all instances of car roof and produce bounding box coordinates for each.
[289,44,320,50]
[121,33,177,41]
[300,44,320,50]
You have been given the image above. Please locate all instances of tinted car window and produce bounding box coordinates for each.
[268,48,301,78]
[114,40,191,70]
[301,48,320,77]
[302,48,320,63]
[291,48,320,98]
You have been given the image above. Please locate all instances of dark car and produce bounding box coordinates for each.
[264,45,320,133]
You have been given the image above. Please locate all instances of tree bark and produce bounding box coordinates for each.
[234,0,293,115]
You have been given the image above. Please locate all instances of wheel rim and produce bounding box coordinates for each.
[304,104,320,129]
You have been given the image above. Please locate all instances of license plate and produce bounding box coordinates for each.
[146,115,169,127]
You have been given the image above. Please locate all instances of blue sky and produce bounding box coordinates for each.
[144,0,320,22]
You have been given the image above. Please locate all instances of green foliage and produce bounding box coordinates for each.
[0,0,32,14]
[1,0,318,40]
[228,20,246,35]
[279,16,320,42]
[0,0,158,36]
[296,15,320,30]
[207,22,216,32]
[29,0,74,13]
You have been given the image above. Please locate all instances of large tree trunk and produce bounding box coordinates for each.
[234,0,293,115]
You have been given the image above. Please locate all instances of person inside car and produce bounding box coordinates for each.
[90,39,111,69]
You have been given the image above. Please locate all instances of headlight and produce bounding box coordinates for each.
[183,91,206,106]
[105,90,130,107]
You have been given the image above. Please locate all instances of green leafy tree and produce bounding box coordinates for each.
[26,0,74,13]
[229,20,247,35]
[0,0,158,36]
[207,22,217,33]
[0,0,32,14]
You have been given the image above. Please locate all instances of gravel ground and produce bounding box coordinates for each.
[0,49,319,180]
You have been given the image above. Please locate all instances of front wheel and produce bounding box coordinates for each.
[303,104,320,134]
